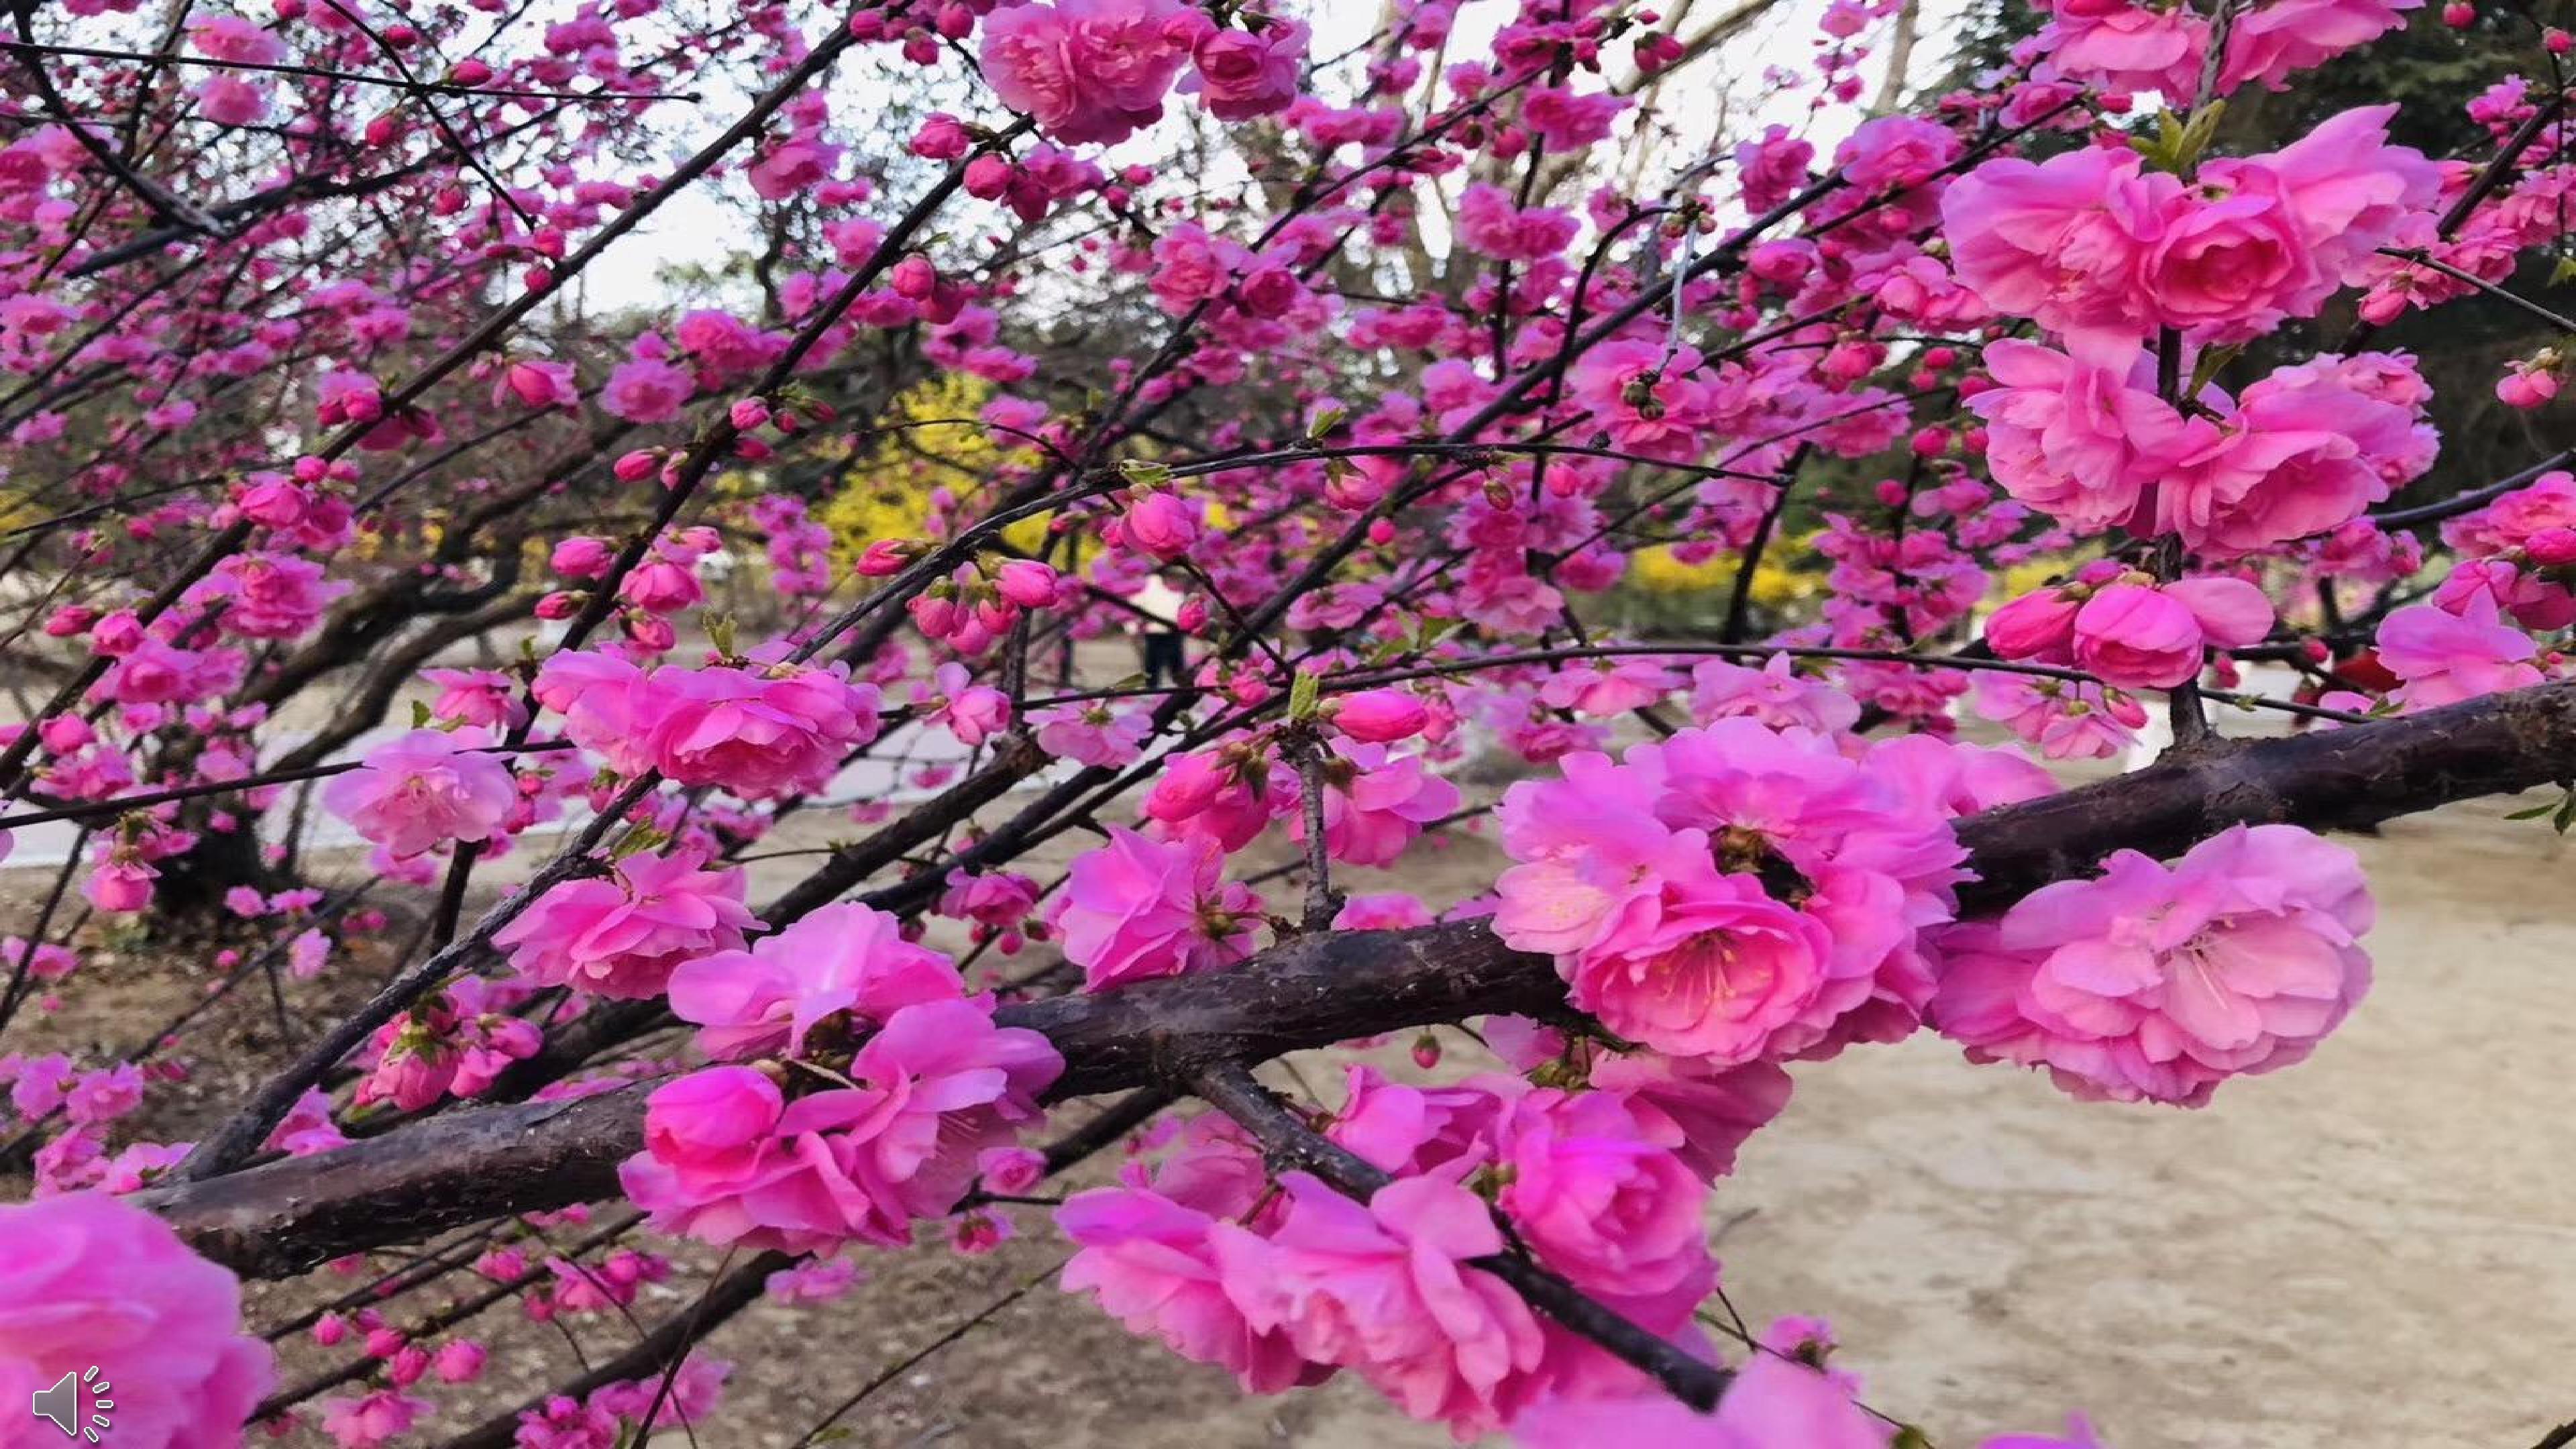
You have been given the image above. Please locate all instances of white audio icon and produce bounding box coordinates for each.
[29,1366,113,1442]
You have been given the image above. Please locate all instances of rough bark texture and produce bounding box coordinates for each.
[138,681,2576,1277]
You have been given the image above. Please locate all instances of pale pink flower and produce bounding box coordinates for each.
[1032,702,1150,765]
[1972,676,2147,760]
[322,728,515,859]
[0,1192,273,1448]
[2374,596,2543,708]
[1687,655,1862,735]
[494,849,757,1000]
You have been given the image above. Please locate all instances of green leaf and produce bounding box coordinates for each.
[1118,459,1171,486]
[410,700,433,729]
[1287,667,1322,721]
[612,824,669,859]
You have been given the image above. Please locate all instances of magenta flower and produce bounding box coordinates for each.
[979,0,1195,146]
[1051,826,1263,990]
[2375,596,2543,709]
[1058,1185,1328,1393]
[639,661,881,798]
[666,902,964,1060]
[1212,1172,1547,1438]
[1931,824,2373,1106]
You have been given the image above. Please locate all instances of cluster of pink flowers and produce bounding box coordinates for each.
[536,651,881,798]
[2040,0,2420,98]
[1930,825,2374,1106]
[980,0,1305,146]
[1491,715,2009,1067]
[1942,108,2440,357]
[1059,1065,1719,1437]
[1968,340,2436,557]
[621,1001,1060,1252]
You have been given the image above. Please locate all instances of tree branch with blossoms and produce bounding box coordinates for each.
[14,0,2576,1446]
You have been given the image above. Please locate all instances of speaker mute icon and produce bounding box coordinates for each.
[30,1366,113,1442]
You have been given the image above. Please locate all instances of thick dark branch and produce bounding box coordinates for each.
[138,681,2576,1274]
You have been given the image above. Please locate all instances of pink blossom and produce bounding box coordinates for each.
[2069,577,2272,689]
[625,1000,1058,1252]
[190,14,286,64]
[1687,655,1862,735]
[600,356,694,423]
[494,849,757,1000]
[927,662,1013,746]
[1211,1173,1547,1437]
[1293,743,1462,868]
[1566,340,1711,462]
[497,358,580,411]
[2222,0,2422,89]
[639,661,881,798]
[1331,689,1430,743]
[1511,1350,1890,1447]
[1058,1185,1328,1393]
[1931,824,2373,1106]
[2374,596,2543,708]
[1965,339,2174,531]
[1495,720,1966,1063]
[423,667,527,730]
[1940,146,2167,356]
[666,902,963,1059]
[1183,17,1307,121]
[321,1389,428,1448]
[1491,1089,1713,1307]
[0,1193,273,1448]
[2044,0,2207,98]
[321,728,515,859]
[979,0,1195,146]
[1972,675,2148,760]
[1050,826,1263,989]
[1123,493,1203,559]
